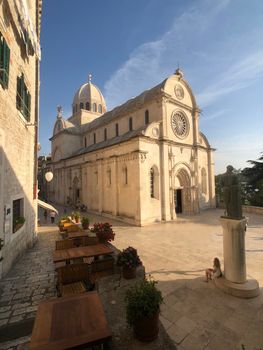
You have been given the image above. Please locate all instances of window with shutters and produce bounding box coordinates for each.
[16,74,31,121]
[145,110,149,124]
[129,117,133,131]
[0,32,10,89]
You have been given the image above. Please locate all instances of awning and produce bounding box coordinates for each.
[37,199,58,214]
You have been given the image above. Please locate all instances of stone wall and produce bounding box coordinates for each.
[0,1,40,277]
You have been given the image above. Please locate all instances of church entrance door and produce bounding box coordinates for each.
[174,189,182,214]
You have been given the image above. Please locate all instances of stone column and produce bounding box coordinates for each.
[220,217,247,283]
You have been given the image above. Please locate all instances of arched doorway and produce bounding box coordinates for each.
[72,176,80,205]
[174,168,192,215]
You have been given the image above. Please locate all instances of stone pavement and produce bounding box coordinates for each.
[0,207,262,349]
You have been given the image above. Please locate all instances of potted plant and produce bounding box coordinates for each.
[74,211,80,223]
[81,216,90,230]
[125,277,163,342]
[13,217,25,233]
[91,222,115,243]
[70,212,75,220]
[58,216,68,232]
[117,246,142,279]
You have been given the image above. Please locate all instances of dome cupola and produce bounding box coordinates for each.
[72,74,106,115]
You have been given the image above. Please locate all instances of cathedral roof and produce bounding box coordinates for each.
[72,79,106,111]
[80,80,166,133]
[69,126,147,159]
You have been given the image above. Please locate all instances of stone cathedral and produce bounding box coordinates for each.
[49,69,216,226]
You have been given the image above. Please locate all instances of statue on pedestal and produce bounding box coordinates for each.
[221,165,243,220]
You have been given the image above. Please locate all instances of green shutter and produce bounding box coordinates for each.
[3,42,10,87]
[16,76,21,109]
[0,34,4,86]
[27,92,31,121]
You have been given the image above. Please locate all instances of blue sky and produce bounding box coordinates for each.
[40,0,263,174]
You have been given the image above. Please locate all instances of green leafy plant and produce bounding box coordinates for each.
[13,217,25,233]
[117,246,142,268]
[91,222,115,242]
[125,276,163,326]
[81,216,90,229]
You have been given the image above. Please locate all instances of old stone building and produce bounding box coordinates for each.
[0,0,42,277]
[49,70,216,226]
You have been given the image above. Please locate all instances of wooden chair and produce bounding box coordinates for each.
[81,236,99,246]
[55,239,75,250]
[57,263,90,297]
[89,256,115,285]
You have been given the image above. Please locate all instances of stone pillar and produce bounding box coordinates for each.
[220,217,247,283]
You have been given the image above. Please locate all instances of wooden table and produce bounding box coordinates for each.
[67,230,90,239]
[53,243,114,263]
[30,291,112,350]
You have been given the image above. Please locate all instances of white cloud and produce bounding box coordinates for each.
[197,50,263,107]
[104,0,231,109]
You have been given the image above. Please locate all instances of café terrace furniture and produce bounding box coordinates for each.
[57,263,90,297]
[53,244,114,265]
[30,292,112,350]
[89,256,115,285]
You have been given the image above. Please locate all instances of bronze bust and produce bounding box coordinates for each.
[221,165,243,220]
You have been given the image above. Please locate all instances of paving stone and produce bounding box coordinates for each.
[167,323,189,345]
[175,316,197,333]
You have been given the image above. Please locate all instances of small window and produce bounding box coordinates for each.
[145,110,149,124]
[93,133,96,144]
[0,32,10,88]
[86,102,90,111]
[129,117,133,131]
[123,165,128,185]
[107,167,111,186]
[84,137,87,148]
[115,123,119,136]
[93,103,97,112]
[104,128,107,141]
[16,74,31,121]
[80,102,84,109]
[12,198,24,233]
[98,104,102,113]
[150,168,154,198]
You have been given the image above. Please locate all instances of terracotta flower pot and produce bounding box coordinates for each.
[134,312,160,342]
[122,266,136,279]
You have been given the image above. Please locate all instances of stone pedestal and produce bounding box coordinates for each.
[220,217,247,283]
[217,217,259,298]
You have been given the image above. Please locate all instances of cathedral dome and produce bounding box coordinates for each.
[72,75,107,115]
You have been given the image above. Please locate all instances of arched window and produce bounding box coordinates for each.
[93,103,97,112]
[86,102,90,110]
[104,128,107,141]
[98,104,102,113]
[123,165,128,185]
[129,117,133,131]
[84,137,87,148]
[107,167,111,186]
[80,102,84,110]
[145,110,149,124]
[150,168,154,198]
[150,166,159,199]
[93,133,96,144]
[201,168,207,194]
[115,123,119,136]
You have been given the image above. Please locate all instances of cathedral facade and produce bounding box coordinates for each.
[49,70,216,226]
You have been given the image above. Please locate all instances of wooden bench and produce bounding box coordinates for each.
[57,263,90,297]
